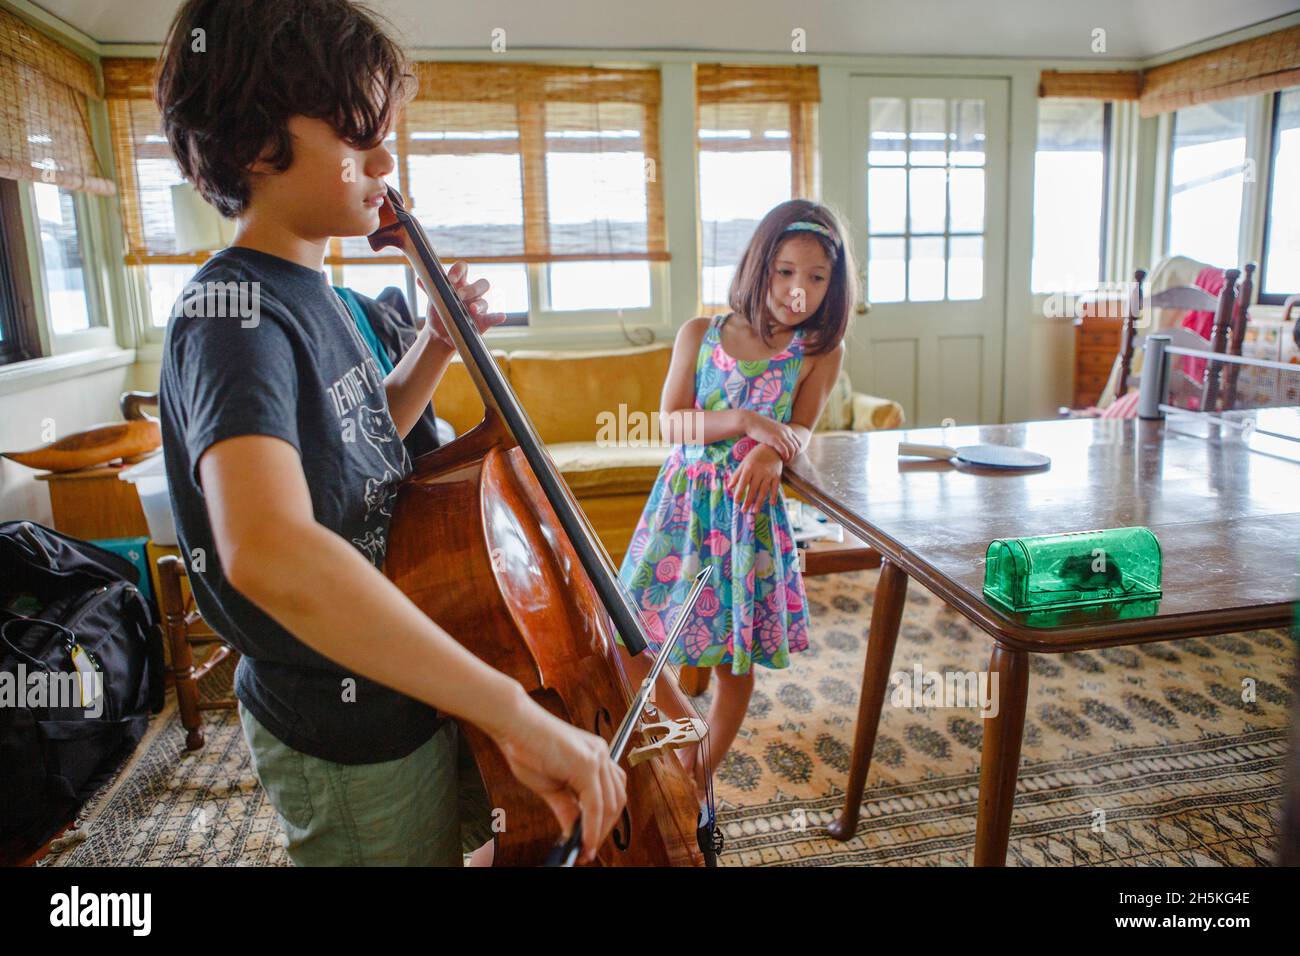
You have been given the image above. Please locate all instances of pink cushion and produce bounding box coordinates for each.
[1100,389,1141,419]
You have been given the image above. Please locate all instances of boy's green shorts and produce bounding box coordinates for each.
[239,702,495,866]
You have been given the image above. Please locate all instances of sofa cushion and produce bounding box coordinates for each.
[508,344,672,445]
[547,441,672,496]
[852,392,906,430]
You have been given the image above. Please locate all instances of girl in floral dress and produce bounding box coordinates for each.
[618,199,856,799]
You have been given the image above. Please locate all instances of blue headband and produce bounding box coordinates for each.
[782,220,841,249]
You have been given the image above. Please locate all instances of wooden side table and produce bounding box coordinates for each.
[34,465,148,540]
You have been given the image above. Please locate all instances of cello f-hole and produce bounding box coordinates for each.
[613,807,632,852]
[593,706,632,852]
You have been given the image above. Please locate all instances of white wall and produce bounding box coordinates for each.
[0,362,135,523]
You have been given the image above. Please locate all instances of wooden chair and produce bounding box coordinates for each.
[1284,294,1300,343]
[1214,263,1255,412]
[1115,268,1147,397]
[1130,263,1255,413]
[156,554,237,751]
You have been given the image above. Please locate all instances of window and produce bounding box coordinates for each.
[338,261,532,323]
[545,110,652,311]
[0,180,39,366]
[397,119,531,322]
[865,96,986,303]
[1260,88,1299,302]
[1031,100,1110,294]
[1166,97,1248,268]
[107,60,667,333]
[696,66,819,311]
[146,264,198,328]
[32,182,93,334]
[388,106,654,319]
[698,112,797,306]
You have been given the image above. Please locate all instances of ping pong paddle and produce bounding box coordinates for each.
[898,441,1051,470]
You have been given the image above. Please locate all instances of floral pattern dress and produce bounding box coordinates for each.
[617,313,810,673]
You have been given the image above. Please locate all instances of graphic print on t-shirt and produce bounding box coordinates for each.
[357,402,401,520]
[325,354,409,564]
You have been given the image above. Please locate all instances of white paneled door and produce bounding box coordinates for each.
[849,76,1009,425]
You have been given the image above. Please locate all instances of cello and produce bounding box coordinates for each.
[370,185,719,866]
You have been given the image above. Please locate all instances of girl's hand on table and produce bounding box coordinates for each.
[726,444,785,513]
[743,411,799,462]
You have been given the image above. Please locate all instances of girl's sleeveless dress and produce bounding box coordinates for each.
[617,313,811,674]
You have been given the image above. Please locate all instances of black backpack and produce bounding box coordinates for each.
[0,521,165,862]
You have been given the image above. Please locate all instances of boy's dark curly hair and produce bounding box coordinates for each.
[155,0,413,218]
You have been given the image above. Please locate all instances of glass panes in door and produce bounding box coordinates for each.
[866,97,985,303]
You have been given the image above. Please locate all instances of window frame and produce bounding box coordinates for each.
[1098,102,1114,283]
[1257,88,1298,304]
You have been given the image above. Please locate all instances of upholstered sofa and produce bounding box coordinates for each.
[431,342,905,562]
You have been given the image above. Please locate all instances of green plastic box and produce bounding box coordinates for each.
[983,527,1162,614]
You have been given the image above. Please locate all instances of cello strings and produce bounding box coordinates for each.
[620,570,720,834]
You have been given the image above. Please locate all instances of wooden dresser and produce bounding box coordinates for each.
[1072,300,1126,409]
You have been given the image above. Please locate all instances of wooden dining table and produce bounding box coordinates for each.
[782,411,1300,865]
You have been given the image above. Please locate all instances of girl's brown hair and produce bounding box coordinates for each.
[727,199,856,356]
[156,0,414,218]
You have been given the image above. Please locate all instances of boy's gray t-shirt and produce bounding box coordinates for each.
[159,246,440,764]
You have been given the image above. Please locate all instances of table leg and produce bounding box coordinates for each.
[973,644,1029,866]
[827,558,908,841]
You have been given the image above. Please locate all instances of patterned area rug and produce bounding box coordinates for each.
[41,568,1295,867]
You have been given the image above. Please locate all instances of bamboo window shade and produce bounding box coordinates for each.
[1038,70,1142,101]
[696,65,819,198]
[103,58,190,263]
[0,9,113,196]
[695,65,820,309]
[1038,24,1300,117]
[105,59,668,266]
[1139,24,1300,117]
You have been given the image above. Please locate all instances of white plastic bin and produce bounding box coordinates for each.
[119,452,177,546]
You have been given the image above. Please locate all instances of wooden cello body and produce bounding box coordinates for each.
[374,189,707,867]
